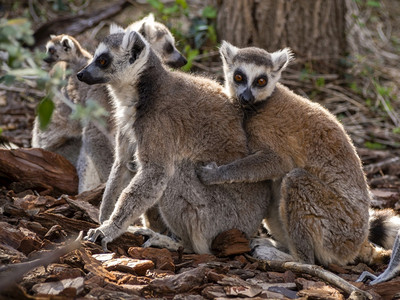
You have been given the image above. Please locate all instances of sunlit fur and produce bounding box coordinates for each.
[79,30,270,254]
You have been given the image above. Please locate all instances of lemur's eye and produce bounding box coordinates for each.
[234,74,243,82]
[97,57,109,67]
[257,77,267,87]
[49,48,56,55]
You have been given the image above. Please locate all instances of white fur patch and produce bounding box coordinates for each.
[94,43,109,58]
[110,23,125,35]
[45,41,55,51]
[61,36,74,50]
[271,48,294,71]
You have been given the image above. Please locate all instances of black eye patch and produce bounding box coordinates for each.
[233,70,247,85]
[163,42,174,54]
[253,75,268,88]
[96,53,111,68]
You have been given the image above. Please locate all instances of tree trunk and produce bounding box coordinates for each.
[216,0,347,70]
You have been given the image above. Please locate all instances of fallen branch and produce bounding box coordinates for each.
[0,232,83,291]
[245,254,373,299]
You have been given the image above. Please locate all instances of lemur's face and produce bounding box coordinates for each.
[128,14,187,68]
[44,35,76,64]
[143,23,187,68]
[220,41,292,109]
[77,31,149,86]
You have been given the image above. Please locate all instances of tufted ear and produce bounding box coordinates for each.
[61,36,74,52]
[143,13,155,24]
[219,40,239,65]
[271,48,294,72]
[110,23,125,35]
[122,30,147,64]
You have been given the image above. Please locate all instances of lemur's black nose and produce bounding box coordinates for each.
[239,88,254,105]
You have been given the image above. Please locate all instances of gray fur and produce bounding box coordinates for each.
[79,30,270,253]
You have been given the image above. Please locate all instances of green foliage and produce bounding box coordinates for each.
[71,99,109,128]
[146,0,218,71]
[364,141,387,150]
[37,96,55,130]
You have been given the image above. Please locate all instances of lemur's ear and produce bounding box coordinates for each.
[271,48,294,72]
[137,13,155,38]
[61,36,74,52]
[110,23,125,35]
[122,30,147,64]
[219,41,239,65]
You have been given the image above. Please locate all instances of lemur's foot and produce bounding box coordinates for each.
[127,226,183,252]
[357,230,400,285]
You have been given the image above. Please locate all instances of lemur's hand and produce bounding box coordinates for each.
[84,221,121,252]
[197,162,220,185]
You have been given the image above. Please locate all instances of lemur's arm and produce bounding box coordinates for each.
[197,149,292,185]
[87,162,171,250]
[99,130,132,224]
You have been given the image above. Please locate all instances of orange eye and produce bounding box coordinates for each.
[49,48,56,55]
[257,78,267,87]
[234,74,243,82]
[99,59,106,65]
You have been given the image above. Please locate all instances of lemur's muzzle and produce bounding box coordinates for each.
[239,88,255,106]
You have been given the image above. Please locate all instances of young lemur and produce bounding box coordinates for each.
[198,42,400,273]
[32,34,91,167]
[77,27,270,253]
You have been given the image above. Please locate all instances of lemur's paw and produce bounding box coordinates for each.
[85,223,120,252]
[197,162,219,185]
[127,226,157,238]
[142,232,182,252]
[356,271,377,284]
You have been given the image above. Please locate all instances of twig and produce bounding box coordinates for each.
[244,254,373,299]
[0,84,45,97]
[0,232,83,291]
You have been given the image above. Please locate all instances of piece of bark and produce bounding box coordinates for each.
[73,183,105,207]
[32,277,84,296]
[0,148,78,196]
[0,232,83,291]
[211,229,251,257]
[145,266,208,294]
[366,278,400,300]
[63,195,100,224]
[128,247,175,271]
[102,257,154,276]
[298,285,345,300]
[77,249,117,282]
[34,213,97,234]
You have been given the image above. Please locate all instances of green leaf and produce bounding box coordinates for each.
[37,96,55,130]
[316,77,325,88]
[147,0,164,11]
[364,141,386,150]
[175,0,188,9]
[367,1,381,7]
[202,6,217,19]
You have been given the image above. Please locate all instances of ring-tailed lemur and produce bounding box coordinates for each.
[76,28,271,254]
[197,41,400,284]
[31,34,92,167]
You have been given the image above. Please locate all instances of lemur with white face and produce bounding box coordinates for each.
[197,41,400,284]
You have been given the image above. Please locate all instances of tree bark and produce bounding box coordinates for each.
[217,0,347,69]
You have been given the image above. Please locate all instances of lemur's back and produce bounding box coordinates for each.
[135,70,270,253]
